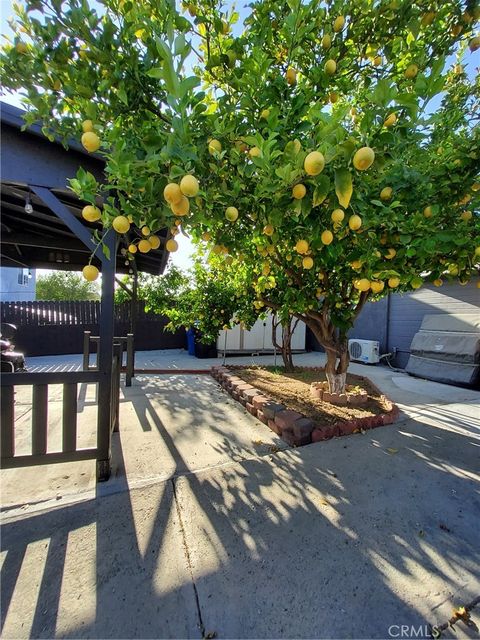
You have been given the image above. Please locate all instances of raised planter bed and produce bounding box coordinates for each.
[211,365,399,448]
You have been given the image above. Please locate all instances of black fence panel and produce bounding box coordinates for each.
[1,301,186,356]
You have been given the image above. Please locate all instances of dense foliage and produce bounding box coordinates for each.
[36,270,99,300]
[2,0,479,388]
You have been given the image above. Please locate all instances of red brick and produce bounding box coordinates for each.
[232,391,240,401]
[312,426,336,442]
[349,393,368,406]
[246,402,257,417]
[235,383,254,392]
[242,388,261,401]
[275,409,303,431]
[252,396,269,410]
[268,419,282,435]
[311,388,323,400]
[336,420,356,435]
[282,429,311,447]
[239,397,247,407]
[293,418,315,438]
[257,410,268,425]
[262,402,286,420]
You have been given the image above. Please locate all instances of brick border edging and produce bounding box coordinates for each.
[210,365,400,447]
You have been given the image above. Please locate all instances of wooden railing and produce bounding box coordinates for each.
[1,370,101,469]
[83,331,134,387]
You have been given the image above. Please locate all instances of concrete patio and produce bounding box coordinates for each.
[1,352,479,638]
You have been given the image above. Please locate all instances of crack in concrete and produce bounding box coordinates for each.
[171,476,206,639]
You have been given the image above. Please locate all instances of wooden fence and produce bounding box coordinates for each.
[0,300,187,356]
[0,300,157,326]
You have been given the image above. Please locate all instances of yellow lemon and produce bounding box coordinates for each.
[321,230,333,245]
[82,265,99,281]
[424,206,433,218]
[292,184,306,199]
[353,147,375,171]
[433,278,443,287]
[351,260,363,270]
[164,182,183,204]
[348,214,362,230]
[212,244,223,255]
[165,238,178,253]
[82,119,94,133]
[286,67,297,85]
[322,34,331,50]
[354,278,370,292]
[202,231,211,241]
[380,187,393,201]
[324,59,337,75]
[373,55,382,66]
[370,280,385,293]
[225,206,239,222]
[81,131,100,153]
[141,226,150,236]
[384,113,397,127]
[82,205,101,222]
[112,215,130,234]
[333,15,345,32]
[263,224,274,236]
[128,243,137,254]
[404,63,418,79]
[295,239,309,254]
[249,146,262,158]
[472,182,480,192]
[304,151,325,176]
[411,277,423,289]
[302,256,314,269]
[260,108,270,119]
[469,36,480,52]
[171,196,190,216]
[388,277,400,288]
[149,235,161,250]
[385,248,396,260]
[331,209,345,223]
[421,11,435,26]
[16,42,28,54]
[138,239,152,253]
[208,139,222,154]
[461,210,472,222]
[180,175,199,197]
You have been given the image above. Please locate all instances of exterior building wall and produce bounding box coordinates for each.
[309,278,480,369]
[0,267,36,302]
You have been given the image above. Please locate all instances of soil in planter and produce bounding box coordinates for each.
[228,366,391,426]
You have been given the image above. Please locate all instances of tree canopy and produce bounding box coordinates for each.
[2,0,479,389]
[36,270,99,300]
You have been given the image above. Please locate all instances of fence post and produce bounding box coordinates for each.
[126,333,134,387]
[83,331,91,371]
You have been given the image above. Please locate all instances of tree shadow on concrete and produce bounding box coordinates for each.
[1,374,479,639]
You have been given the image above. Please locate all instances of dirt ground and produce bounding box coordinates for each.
[229,365,392,426]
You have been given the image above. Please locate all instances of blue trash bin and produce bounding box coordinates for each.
[186,328,195,356]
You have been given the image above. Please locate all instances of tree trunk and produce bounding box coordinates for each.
[304,315,350,395]
[272,315,298,373]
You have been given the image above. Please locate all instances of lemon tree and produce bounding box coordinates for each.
[2,0,479,393]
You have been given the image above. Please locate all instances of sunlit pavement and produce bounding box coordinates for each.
[1,354,479,639]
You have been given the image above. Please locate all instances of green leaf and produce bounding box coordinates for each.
[335,168,353,209]
[313,175,330,207]
[147,67,163,79]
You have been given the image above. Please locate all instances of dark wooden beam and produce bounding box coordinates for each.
[31,186,99,257]
[1,233,93,252]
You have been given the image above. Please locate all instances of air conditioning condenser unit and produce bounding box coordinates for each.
[348,339,380,364]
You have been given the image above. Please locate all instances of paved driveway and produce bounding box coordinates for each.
[1,362,479,639]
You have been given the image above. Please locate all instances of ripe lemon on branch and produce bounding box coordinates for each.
[304,151,325,176]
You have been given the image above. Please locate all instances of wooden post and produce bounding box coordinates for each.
[126,333,134,387]
[83,331,91,371]
[96,229,116,481]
